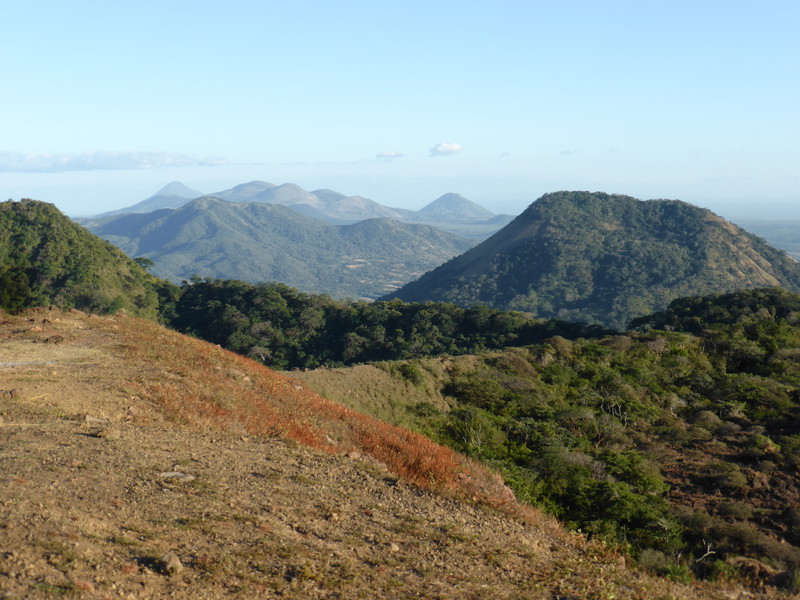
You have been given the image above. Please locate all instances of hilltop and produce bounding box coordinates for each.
[97,182,204,217]
[384,191,800,329]
[0,308,745,599]
[417,193,496,220]
[0,199,161,318]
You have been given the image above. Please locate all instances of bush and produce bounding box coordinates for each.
[397,361,425,386]
[692,410,722,430]
[637,548,669,573]
[702,462,749,494]
[664,563,694,583]
[718,501,754,521]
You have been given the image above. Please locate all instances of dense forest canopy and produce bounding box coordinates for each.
[0,200,162,317]
[167,278,609,369]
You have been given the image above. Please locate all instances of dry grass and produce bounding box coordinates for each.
[104,314,518,511]
[0,308,768,599]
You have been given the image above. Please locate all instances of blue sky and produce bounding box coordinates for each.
[2,1,798,218]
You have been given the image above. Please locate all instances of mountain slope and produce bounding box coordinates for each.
[418,192,495,220]
[98,181,203,216]
[0,199,160,317]
[209,179,276,201]
[383,191,800,329]
[0,308,751,599]
[103,181,510,237]
[83,197,475,299]
[294,289,800,589]
[209,182,405,222]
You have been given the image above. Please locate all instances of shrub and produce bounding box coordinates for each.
[664,563,694,583]
[718,501,754,521]
[692,410,722,430]
[397,361,425,386]
[702,462,749,494]
[637,548,669,573]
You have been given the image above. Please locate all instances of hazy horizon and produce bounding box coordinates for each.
[2,2,798,220]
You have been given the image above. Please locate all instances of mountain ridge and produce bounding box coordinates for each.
[383,191,800,328]
[81,196,475,299]
[96,181,511,238]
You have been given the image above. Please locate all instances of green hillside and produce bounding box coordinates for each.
[81,197,475,299]
[383,191,800,329]
[295,287,800,589]
[167,278,608,369]
[0,199,161,317]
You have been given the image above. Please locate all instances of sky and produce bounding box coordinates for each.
[1,1,798,218]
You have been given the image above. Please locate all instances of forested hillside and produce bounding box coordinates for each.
[0,199,162,317]
[384,192,800,329]
[81,197,475,299]
[295,287,800,588]
[167,278,608,369]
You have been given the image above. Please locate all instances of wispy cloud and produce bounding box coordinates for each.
[0,151,228,173]
[429,142,464,157]
[376,151,404,161]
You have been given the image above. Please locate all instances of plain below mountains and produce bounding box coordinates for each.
[80,196,475,299]
[383,191,800,329]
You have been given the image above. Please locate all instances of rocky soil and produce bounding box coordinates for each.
[0,309,773,599]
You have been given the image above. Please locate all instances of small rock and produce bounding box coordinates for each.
[389,543,400,552]
[97,428,122,441]
[158,552,183,576]
[159,471,195,482]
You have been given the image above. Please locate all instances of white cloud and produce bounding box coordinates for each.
[0,151,228,173]
[376,151,404,160]
[429,142,464,157]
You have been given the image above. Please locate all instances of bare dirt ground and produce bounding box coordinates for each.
[0,309,774,599]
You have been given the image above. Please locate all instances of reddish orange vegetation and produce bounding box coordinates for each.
[105,314,518,511]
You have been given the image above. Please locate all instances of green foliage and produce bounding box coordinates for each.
[167,278,610,369]
[396,362,425,386]
[304,287,800,583]
[0,199,162,317]
[81,197,476,300]
[0,265,33,312]
[168,283,800,584]
[385,192,800,329]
